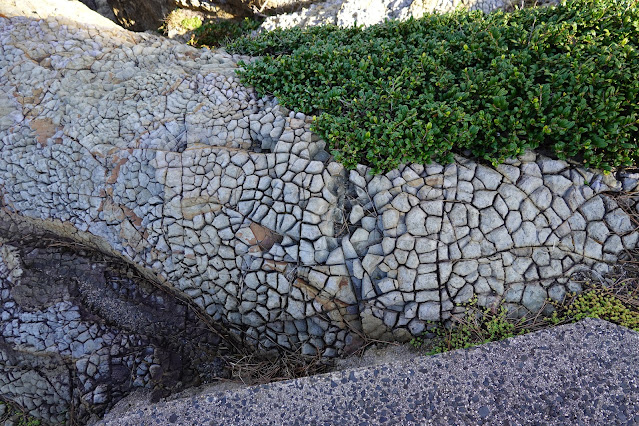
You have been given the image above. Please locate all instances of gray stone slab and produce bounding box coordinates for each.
[100,319,639,425]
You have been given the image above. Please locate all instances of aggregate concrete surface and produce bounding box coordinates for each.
[100,318,639,425]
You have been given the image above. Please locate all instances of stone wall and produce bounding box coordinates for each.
[1,6,638,423]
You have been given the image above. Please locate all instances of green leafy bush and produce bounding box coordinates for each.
[230,0,639,173]
[190,18,262,48]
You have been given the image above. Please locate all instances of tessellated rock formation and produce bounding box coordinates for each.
[0,3,635,423]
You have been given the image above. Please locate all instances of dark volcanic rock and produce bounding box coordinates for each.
[78,0,118,22]
[107,0,173,31]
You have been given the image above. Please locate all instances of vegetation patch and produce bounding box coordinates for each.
[189,17,263,49]
[0,401,41,426]
[548,282,639,330]
[179,16,204,32]
[159,9,203,35]
[229,0,639,173]
[410,297,533,354]
[411,277,639,354]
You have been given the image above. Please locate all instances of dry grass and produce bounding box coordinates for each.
[224,351,331,385]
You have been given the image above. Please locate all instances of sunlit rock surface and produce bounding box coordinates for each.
[259,0,525,31]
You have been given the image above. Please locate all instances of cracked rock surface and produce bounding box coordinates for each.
[0,3,638,423]
[0,232,227,424]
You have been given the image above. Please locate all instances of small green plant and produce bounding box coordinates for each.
[180,16,203,32]
[189,17,262,48]
[159,9,203,36]
[0,401,41,426]
[548,284,639,331]
[411,297,529,354]
[411,279,639,355]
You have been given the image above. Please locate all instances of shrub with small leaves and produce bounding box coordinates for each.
[229,0,639,174]
[190,18,262,48]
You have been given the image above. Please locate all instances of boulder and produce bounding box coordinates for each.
[0,3,637,423]
[0,0,120,29]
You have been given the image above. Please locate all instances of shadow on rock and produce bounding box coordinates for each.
[0,232,232,424]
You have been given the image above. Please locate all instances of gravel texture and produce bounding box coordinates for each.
[100,318,639,425]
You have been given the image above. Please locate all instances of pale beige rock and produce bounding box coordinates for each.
[0,0,121,29]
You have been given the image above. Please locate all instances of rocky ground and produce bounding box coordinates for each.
[0,230,231,423]
[1,0,638,424]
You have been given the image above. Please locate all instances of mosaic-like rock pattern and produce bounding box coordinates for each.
[1,7,637,353]
[0,233,226,424]
[0,7,638,422]
[350,155,635,339]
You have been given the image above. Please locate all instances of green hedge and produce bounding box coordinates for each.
[229,0,639,173]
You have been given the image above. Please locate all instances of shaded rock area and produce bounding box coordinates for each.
[15,0,250,33]
[105,0,254,32]
[78,0,118,22]
[0,228,230,424]
[105,0,174,31]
